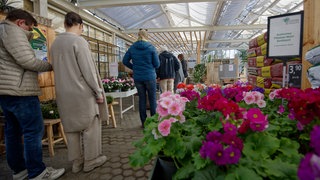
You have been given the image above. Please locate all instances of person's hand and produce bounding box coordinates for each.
[96,96,104,104]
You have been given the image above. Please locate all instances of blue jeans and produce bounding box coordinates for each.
[0,96,46,178]
[134,80,157,126]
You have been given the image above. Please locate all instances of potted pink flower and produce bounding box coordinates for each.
[130,82,319,179]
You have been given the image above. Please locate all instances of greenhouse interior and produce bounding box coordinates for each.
[0,0,319,179]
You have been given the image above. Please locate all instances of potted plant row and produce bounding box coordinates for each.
[129,82,320,180]
[102,77,135,92]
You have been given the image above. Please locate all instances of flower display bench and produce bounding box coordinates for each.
[105,88,137,119]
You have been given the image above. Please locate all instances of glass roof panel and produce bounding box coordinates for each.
[188,2,216,25]
[99,5,161,28]
[76,0,304,53]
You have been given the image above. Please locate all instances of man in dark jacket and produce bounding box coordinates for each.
[178,54,188,83]
[122,29,160,128]
[157,46,180,93]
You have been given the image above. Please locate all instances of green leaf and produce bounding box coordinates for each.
[225,167,263,180]
[278,137,300,157]
[299,133,310,141]
[243,133,280,159]
[193,153,210,170]
[192,164,225,180]
[129,150,152,167]
[183,133,203,154]
[143,139,165,157]
[262,159,298,180]
[163,136,186,159]
[243,133,280,160]
[173,163,195,180]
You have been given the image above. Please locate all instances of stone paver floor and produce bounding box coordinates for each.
[0,96,155,180]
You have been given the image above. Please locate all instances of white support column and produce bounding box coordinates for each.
[33,0,48,17]
[112,32,116,62]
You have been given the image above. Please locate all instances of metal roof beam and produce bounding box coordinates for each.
[161,5,175,26]
[77,0,226,9]
[124,24,267,33]
[205,39,249,43]
[48,0,135,42]
[204,47,248,51]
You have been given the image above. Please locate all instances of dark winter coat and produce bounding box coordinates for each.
[157,51,180,80]
[181,59,188,78]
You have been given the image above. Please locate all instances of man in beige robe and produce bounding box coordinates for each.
[50,12,108,173]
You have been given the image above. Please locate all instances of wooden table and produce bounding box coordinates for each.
[105,88,137,119]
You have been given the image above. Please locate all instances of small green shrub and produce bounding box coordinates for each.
[192,63,207,83]
[40,100,59,119]
[106,96,114,104]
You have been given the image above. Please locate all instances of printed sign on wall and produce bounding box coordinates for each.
[267,11,304,59]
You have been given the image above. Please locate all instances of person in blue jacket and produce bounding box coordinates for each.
[122,29,160,128]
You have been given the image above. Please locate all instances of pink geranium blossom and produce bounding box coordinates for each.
[155,92,188,137]
[243,93,255,104]
[256,100,266,108]
[168,101,182,116]
[156,105,168,117]
[178,112,186,123]
[269,91,276,100]
[168,117,178,123]
[251,91,264,102]
[160,91,173,98]
[158,119,172,136]
[159,97,173,109]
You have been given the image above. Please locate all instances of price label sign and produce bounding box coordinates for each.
[288,64,302,88]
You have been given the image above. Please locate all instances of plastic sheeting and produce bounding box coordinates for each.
[76,0,303,54]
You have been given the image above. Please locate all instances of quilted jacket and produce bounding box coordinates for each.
[0,20,52,96]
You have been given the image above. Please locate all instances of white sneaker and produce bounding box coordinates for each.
[29,167,65,180]
[13,169,28,180]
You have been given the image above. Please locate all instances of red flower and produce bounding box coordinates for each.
[177,83,186,89]
[186,84,194,90]
[238,119,250,134]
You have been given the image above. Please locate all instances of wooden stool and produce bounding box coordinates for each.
[42,119,68,157]
[107,101,119,128]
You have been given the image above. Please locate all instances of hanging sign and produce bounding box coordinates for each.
[228,64,234,71]
[267,11,304,59]
[109,62,118,77]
